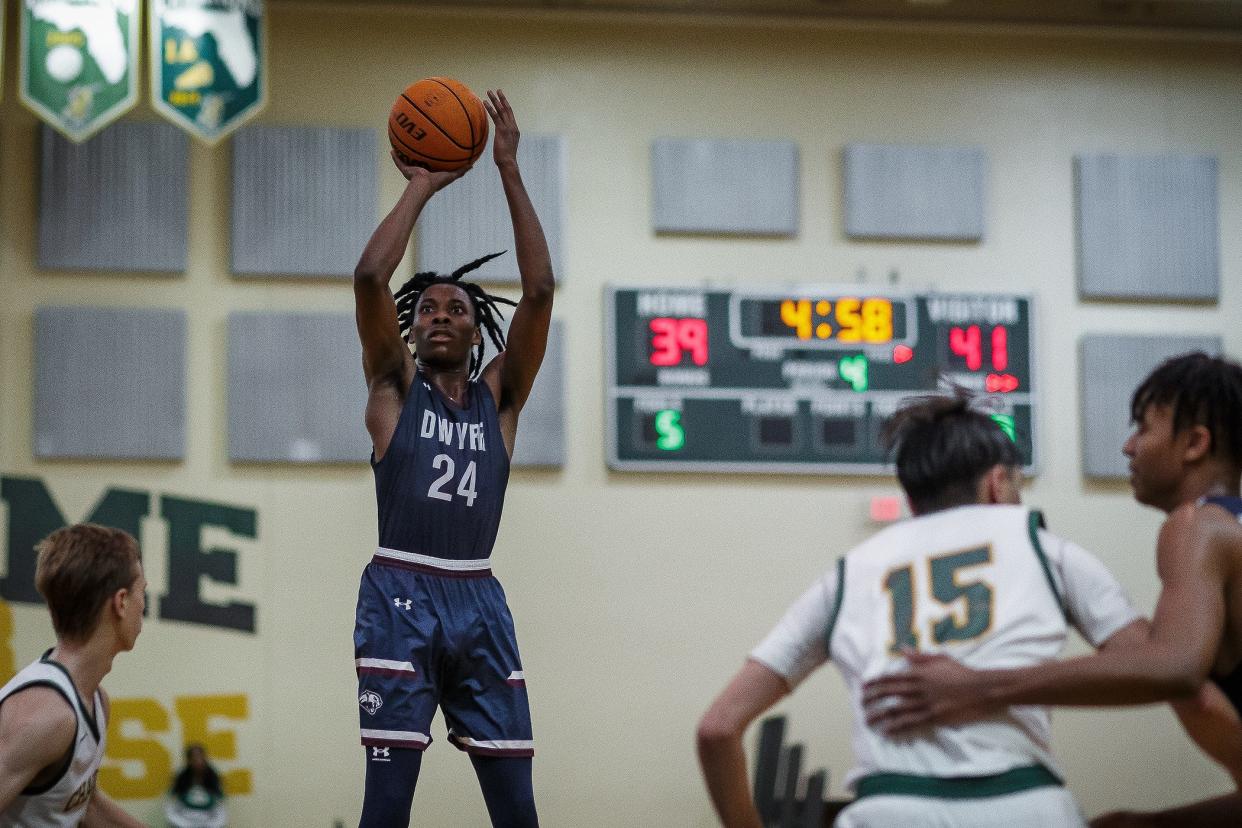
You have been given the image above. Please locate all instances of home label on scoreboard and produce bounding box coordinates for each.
[605,285,1036,474]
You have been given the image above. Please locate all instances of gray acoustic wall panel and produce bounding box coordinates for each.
[417,135,565,283]
[232,126,378,278]
[507,318,565,468]
[843,143,985,240]
[34,306,185,459]
[1075,153,1219,301]
[228,312,371,462]
[1080,334,1221,478]
[651,138,798,236]
[39,123,188,272]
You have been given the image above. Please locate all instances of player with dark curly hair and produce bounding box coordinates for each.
[351,89,552,828]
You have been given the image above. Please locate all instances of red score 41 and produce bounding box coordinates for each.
[649,317,709,367]
[948,325,1009,372]
[949,324,1019,392]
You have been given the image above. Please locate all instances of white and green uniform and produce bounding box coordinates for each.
[0,652,106,828]
[750,505,1139,827]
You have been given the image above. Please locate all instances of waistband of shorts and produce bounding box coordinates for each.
[854,764,1062,800]
[371,547,492,578]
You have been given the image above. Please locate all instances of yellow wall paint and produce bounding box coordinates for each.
[1,5,1240,825]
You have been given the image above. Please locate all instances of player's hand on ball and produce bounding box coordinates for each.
[485,89,519,168]
[390,150,470,191]
[861,650,997,734]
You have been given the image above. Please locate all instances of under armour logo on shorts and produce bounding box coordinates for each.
[359,690,384,715]
[371,747,391,761]
[393,597,412,610]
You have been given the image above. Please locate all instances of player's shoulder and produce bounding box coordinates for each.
[1157,501,1237,571]
[0,683,77,744]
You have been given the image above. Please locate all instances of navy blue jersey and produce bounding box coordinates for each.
[372,372,510,561]
[1203,496,1242,713]
[1204,495,1242,520]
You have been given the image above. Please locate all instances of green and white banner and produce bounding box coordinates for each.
[151,0,266,145]
[20,0,140,142]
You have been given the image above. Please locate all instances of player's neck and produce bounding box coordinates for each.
[1169,465,1240,511]
[418,361,471,405]
[50,638,116,703]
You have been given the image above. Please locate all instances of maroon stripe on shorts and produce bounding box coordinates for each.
[362,735,430,750]
[356,667,418,679]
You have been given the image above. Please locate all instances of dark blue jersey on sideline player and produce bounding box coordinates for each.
[373,370,510,562]
[1204,496,1242,714]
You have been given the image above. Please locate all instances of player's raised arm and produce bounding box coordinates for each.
[480,90,554,416]
[354,156,470,390]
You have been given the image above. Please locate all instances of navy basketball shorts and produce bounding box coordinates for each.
[354,552,533,757]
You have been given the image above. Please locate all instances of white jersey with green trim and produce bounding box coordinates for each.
[0,653,107,828]
[750,504,1139,790]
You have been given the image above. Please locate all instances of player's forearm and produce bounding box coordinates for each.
[82,790,146,828]
[697,731,765,828]
[497,162,554,302]
[355,178,436,283]
[983,648,1202,707]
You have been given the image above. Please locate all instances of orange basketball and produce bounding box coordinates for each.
[387,77,489,171]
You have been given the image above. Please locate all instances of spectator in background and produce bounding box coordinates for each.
[165,743,226,828]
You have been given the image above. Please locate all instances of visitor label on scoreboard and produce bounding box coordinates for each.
[605,285,1036,474]
[20,0,140,142]
[150,0,265,144]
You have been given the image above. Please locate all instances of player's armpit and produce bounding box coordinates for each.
[0,686,77,812]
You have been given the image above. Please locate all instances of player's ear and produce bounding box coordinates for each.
[981,464,1020,505]
[110,587,128,620]
[1182,423,1213,463]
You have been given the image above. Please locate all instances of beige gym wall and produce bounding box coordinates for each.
[1,3,1240,825]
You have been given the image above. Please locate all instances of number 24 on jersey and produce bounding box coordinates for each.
[426,454,478,506]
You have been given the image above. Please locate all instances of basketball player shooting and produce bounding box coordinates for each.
[351,89,552,828]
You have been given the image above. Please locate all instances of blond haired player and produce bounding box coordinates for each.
[698,393,1143,827]
[0,524,147,827]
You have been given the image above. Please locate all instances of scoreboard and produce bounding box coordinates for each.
[605,285,1036,474]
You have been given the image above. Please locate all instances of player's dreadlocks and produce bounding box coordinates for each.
[1131,352,1242,470]
[393,251,517,377]
[881,387,1022,515]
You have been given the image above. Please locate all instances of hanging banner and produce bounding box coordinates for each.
[151,0,266,145]
[20,0,140,142]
